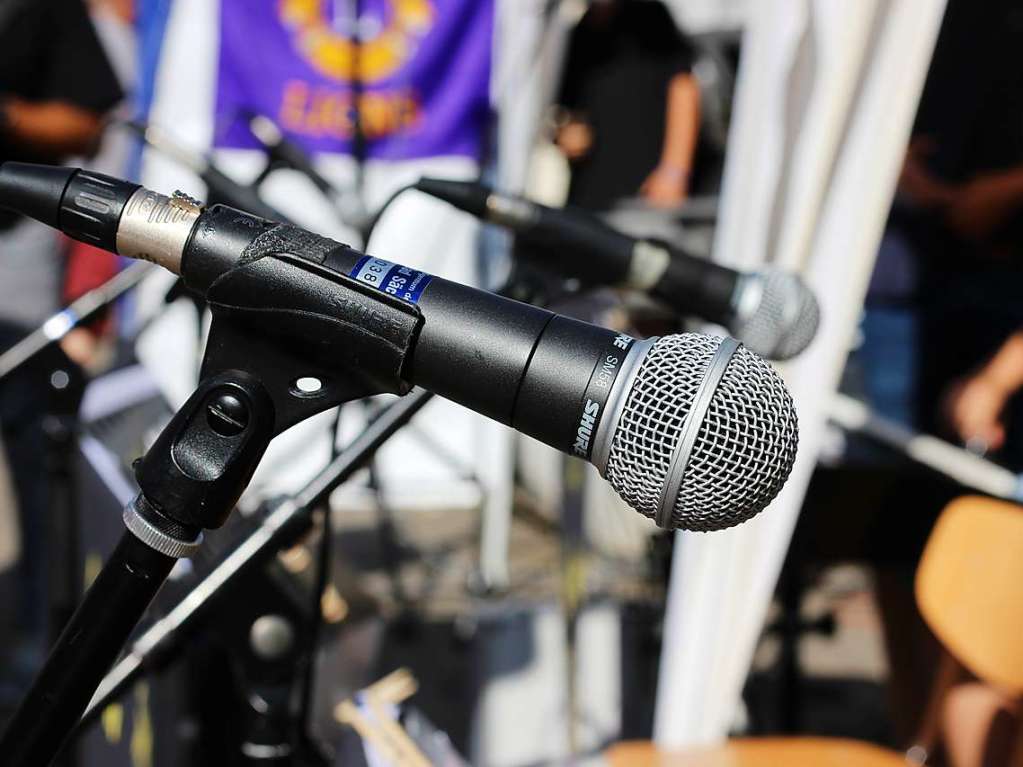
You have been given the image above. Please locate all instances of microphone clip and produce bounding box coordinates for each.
[194,235,423,435]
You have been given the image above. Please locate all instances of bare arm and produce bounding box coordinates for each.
[942,682,1022,767]
[660,73,700,173]
[641,73,700,206]
[945,329,1023,450]
[2,97,106,158]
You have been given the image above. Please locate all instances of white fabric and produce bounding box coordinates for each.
[654,0,948,745]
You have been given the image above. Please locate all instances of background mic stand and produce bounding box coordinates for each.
[246,114,368,238]
[0,261,151,381]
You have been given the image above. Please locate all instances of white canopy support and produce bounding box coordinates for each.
[654,0,948,746]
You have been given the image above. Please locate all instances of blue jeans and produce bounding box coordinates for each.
[859,306,919,429]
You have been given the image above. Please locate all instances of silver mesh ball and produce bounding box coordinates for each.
[604,333,798,532]
[731,271,820,361]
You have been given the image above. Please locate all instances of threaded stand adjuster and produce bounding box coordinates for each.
[123,496,204,558]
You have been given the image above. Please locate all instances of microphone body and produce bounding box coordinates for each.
[0,162,799,531]
[415,179,819,360]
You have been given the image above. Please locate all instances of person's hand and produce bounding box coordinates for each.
[898,136,956,210]
[555,119,593,162]
[944,372,1011,453]
[640,164,689,208]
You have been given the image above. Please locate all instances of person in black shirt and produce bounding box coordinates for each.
[554,0,700,212]
[0,0,123,215]
[0,0,122,680]
[0,0,123,325]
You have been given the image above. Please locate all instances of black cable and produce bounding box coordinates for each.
[359,182,418,246]
[364,400,413,608]
[293,508,334,750]
[294,501,333,756]
[350,0,367,206]
[293,392,346,757]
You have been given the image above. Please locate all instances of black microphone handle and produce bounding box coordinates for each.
[524,207,740,324]
[650,241,741,325]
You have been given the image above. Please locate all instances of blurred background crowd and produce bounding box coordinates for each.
[1,0,1022,765]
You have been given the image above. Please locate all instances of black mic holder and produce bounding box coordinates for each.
[0,238,426,765]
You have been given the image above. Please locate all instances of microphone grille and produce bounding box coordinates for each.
[604,333,798,532]
[731,271,820,361]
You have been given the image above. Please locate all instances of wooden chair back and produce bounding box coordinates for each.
[916,495,1023,696]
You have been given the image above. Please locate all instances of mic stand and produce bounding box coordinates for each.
[74,388,435,752]
[1,244,425,766]
[41,348,87,655]
[247,114,368,235]
[227,550,325,766]
[0,369,279,767]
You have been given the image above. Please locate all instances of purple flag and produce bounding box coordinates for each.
[215,0,494,160]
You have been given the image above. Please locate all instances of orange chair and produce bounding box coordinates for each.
[607,496,1023,766]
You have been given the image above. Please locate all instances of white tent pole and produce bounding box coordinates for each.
[654,0,947,746]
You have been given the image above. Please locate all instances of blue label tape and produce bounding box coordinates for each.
[350,256,434,305]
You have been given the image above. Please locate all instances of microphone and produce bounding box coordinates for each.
[414,178,820,361]
[0,162,799,531]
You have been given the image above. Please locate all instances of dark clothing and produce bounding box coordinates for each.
[0,322,52,636]
[915,0,1023,185]
[0,0,122,228]
[0,0,119,650]
[558,1,692,211]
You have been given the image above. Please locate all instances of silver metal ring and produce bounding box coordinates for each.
[591,337,656,475]
[123,498,203,559]
[656,336,742,529]
[115,187,201,275]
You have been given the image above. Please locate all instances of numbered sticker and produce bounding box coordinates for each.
[350,256,434,305]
